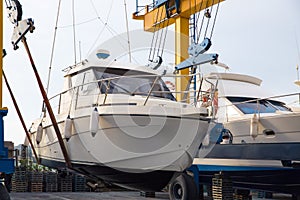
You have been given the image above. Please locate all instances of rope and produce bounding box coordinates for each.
[46,0,62,94]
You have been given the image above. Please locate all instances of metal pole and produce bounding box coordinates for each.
[2,70,40,164]
[21,37,72,169]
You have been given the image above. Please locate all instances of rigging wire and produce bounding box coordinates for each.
[147,7,161,62]
[151,7,164,62]
[87,0,131,58]
[203,0,215,38]
[123,0,132,63]
[72,0,77,65]
[57,18,98,28]
[194,0,204,42]
[196,0,209,43]
[45,0,62,95]
[160,22,169,58]
[4,0,10,8]
[156,21,166,57]
[209,0,221,39]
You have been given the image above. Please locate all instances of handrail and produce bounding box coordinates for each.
[48,72,204,101]
[144,76,159,106]
[46,71,223,115]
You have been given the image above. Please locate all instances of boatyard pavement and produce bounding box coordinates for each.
[9,192,168,200]
[9,191,293,200]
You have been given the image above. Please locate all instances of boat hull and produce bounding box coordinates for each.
[31,107,210,191]
[40,157,174,191]
[223,113,300,144]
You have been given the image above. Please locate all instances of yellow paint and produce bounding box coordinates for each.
[133,0,224,101]
[134,0,224,32]
[175,16,189,101]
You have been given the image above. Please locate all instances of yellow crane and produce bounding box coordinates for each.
[133,0,223,101]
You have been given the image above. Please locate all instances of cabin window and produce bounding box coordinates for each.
[227,97,290,114]
[94,68,176,101]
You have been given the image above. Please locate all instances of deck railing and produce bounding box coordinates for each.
[48,72,218,115]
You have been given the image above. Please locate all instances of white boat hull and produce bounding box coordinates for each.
[30,105,210,191]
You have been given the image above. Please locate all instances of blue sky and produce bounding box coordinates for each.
[2,0,300,145]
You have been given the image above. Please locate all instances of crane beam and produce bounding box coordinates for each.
[133,0,224,32]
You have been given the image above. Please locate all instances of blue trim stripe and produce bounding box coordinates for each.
[195,164,293,172]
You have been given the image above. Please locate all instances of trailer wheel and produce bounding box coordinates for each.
[169,173,197,200]
[0,183,10,200]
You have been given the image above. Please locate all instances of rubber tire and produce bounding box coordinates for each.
[169,173,198,200]
[0,183,10,200]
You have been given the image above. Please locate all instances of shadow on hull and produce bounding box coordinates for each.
[41,158,174,192]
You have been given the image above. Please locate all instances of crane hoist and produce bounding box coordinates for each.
[133,0,223,101]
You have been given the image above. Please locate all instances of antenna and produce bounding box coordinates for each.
[295,34,300,87]
[295,64,300,87]
[123,0,132,63]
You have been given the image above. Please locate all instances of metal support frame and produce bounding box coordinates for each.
[0,109,14,174]
[133,0,224,32]
[0,0,14,175]
[21,37,72,169]
[175,38,218,71]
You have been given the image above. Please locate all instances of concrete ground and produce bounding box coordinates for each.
[9,192,169,200]
[9,191,294,200]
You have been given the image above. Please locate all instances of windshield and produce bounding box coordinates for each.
[227,97,291,114]
[94,68,176,101]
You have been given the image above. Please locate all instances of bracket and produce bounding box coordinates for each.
[11,18,35,50]
[175,38,218,71]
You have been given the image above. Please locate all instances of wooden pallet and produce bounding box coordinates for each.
[44,183,58,192]
[28,171,43,182]
[30,182,43,192]
[212,175,233,200]
[11,181,27,192]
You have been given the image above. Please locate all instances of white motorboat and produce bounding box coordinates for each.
[193,72,300,194]
[206,72,300,144]
[28,49,211,191]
